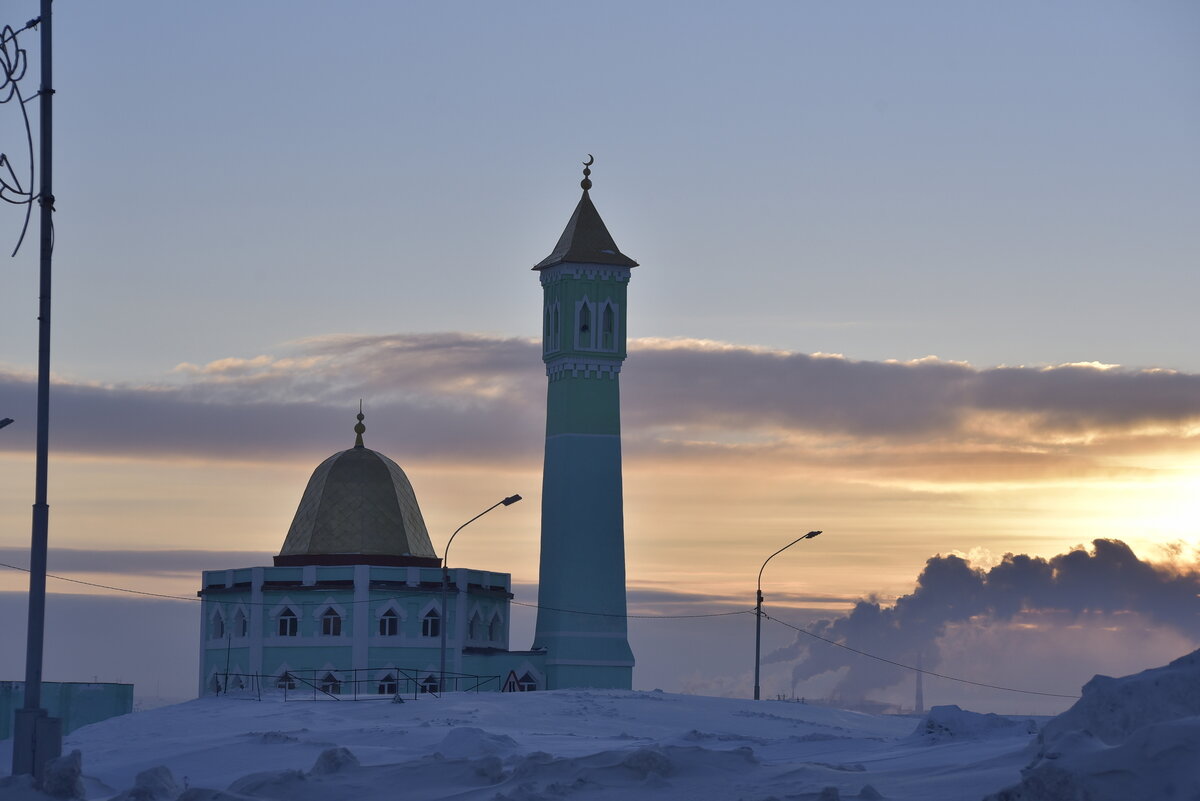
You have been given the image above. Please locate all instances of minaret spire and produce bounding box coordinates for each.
[354,400,366,448]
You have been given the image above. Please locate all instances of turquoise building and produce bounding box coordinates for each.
[199,164,636,694]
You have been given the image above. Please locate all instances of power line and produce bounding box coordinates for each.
[0,560,198,601]
[0,560,1083,698]
[510,598,754,619]
[762,612,1080,699]
[0,560,754,619]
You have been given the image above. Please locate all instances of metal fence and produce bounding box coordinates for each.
[210,668,501,701]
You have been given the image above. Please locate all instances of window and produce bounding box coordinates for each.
[468,612,482,640]
[488,614,502,642]
[378,673,398,695]
[419,674,440,694]
[277,608,298,637]
[602,303,615,350]
[321,607,342,637]
[233,609,247,638]
[579,303,591,335]
[319,672,341,695]
[422,609,440,638]
[211,612,225,639]
[517,672,538,692]
[379,609,398,636]
[276,672,296,690]
[552,304,561,345]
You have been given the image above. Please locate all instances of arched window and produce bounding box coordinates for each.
[419,674,440,694]
[321,607,342,637]
[422,609,440,638]
[233,609,247,638]
[319,672,341,694]
[277,608,298,637]
[276,672,296,690]
[488,613,502,642]
[379,609,398,636]
[602,303,615,351]
[378,673,398,695]
[552,304,561,344]
[211,611,225,639]
[517,672,538,692]
[579,303,591,335]
[468,611,482,640]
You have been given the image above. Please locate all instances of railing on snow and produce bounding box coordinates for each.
[210,668,501,701]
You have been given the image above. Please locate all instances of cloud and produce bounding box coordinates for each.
[0,548,275,576]
[773,539,1200,702]
[1,333,1198,481]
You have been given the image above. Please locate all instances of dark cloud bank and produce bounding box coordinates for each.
[767,539,1200,701]
[1,333,1197,467]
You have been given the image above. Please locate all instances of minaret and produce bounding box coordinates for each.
[531,157,636,689]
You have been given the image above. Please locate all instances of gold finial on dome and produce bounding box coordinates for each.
[354,400,366,448]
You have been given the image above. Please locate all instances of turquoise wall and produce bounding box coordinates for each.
[0,682,133,739]
[535,262,635,690]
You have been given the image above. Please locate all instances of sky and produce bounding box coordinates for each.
[0,1,1198,710]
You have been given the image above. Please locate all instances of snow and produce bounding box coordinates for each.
[1,689,1044,801]
[985,648,1200,800]
[7,652,1200,801]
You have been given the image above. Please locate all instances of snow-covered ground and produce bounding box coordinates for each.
[4,650,1199,801]
[0,690,1040,801]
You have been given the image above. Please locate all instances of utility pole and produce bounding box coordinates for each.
[12,0,61,782]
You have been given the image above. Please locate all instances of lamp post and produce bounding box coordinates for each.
[0,418,12,429]
[755,530,821,701]
[438,494,522,693]
[13,0,60,782]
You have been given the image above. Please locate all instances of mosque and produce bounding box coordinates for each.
[198,163,637,695]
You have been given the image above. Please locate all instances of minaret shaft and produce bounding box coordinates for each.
[531,188,637,688]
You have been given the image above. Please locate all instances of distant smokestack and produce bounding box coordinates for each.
[915,649,924,715]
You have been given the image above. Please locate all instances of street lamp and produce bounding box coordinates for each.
[0,418,13,430]
[438,494,522,693]
[754,530,821,701]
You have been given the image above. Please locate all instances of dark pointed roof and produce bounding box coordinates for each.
[533,190,638,271]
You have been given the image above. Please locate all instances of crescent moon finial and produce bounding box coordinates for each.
[581,154,594,191]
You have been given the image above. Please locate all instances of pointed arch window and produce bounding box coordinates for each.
[378,672,399,695]
[601,302,616,351]
[422,609,440,638]
[419,674,441,694]
[488,613,502,642]
[320,607,342,637]
[517,672,538,692]
[276,671,296,690]
[233,609,247,638]
[211,611,225,639]
[468,611,483,640]
[552,304,561,344]
[379,608,399,636]
[319,672,341,695]
[579,303,592,335]
[277,608,298,637]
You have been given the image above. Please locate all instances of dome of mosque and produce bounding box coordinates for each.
[274,412,439,567]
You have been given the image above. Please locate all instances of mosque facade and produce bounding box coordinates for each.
[198,165,636,694]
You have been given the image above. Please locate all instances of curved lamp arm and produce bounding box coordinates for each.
[444,494,522,570]
[757,530,822,595]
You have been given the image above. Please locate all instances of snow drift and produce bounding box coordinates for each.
[986,648,1200,800]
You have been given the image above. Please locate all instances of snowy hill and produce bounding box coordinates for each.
[1,689,1043,801]
[985,649,1200,800]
